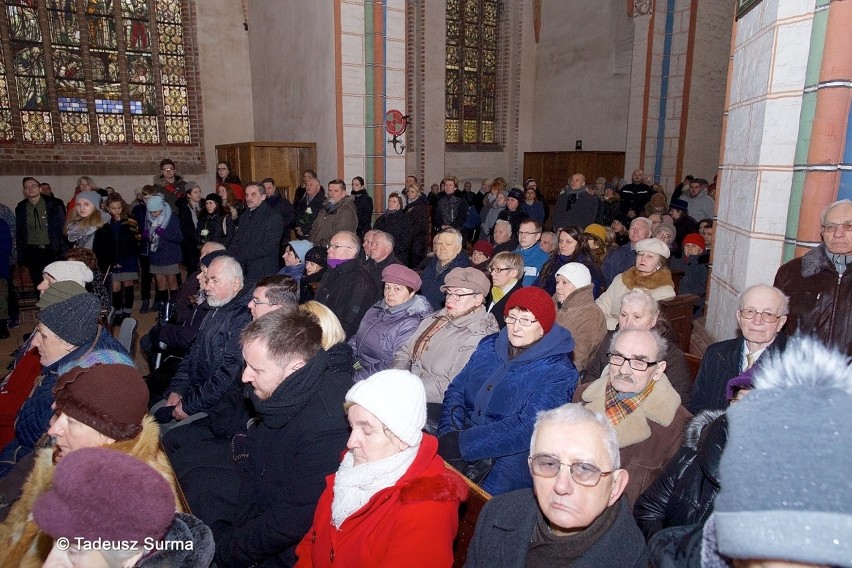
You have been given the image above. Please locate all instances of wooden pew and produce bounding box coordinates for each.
[445,462,492,568]
[659,294,699,354]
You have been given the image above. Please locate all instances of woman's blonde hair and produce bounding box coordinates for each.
[300,301,346,349]
[65,196,105,234]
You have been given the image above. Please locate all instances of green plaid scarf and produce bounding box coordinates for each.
[604,379,656,425]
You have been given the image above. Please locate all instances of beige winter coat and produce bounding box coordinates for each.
[393,306,498,403]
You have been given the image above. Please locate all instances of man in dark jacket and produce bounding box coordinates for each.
[465,403,648,568]
[690,284,788,413]
[774,199,852,355]
[619,169,654,219]
[228,183,285,285]
[433,176,468,234]
[363,230,401,287]
[262,177,296,240]
[159,255,252,431]
[294,177,326,238]
[16,177,66,287]
[314,231,381,338]
[203,309,351,567]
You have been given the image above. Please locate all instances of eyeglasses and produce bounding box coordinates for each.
[489,266,512,273]
[504,315,538,327]
[821,222,852,233]
[444,291,479,301]
[327,243,354,251]
[248,297,274,306]
[518,230,541,236]
[738,308,781,323]
[529,454,614,487]
[607,353,660,371]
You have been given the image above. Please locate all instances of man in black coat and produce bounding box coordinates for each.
[16,177,66,287]
[314,230,381,338]
[262,177,297,239]
[182,309,352,568]
[363,230,402,288]
[465,403,648,568]
[689,284,788,413]
[619,169,654,219]
[228,183,285,286]
[157,255,253,431]
[294,177,326,238]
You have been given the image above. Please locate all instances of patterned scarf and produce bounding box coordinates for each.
[604,379,656,425]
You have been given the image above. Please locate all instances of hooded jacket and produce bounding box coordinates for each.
[349,294,434,382]
[393,307,499,404]
[437,325,578,495]
[574,375,692,505]
[295,436,468,568]
[309,195,358,248]
[0,417,184,568]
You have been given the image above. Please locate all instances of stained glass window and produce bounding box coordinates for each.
[0,0,192,146]
[445,0,500,146]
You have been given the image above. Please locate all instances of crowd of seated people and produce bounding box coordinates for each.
[0,165,848,568]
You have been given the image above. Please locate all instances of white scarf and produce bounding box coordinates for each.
[331,445,418,528]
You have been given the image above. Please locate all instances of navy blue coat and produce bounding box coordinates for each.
[419,252,471,311]
[147,213,183,267]
[437,325,578,495]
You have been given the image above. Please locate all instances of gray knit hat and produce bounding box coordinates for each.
[38,293,101,346]
[705,335,852,567]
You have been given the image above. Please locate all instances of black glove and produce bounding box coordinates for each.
[153,405,176,423]
[437,430,463,462]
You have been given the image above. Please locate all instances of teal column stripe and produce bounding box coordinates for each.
[364,0,376,190]
[783,0,829,261]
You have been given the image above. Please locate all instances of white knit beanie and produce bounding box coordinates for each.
[43,261,94,287]
[555,262,592,289]
[345,370,426,446]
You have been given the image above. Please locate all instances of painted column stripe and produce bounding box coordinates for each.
[652,0,676,182]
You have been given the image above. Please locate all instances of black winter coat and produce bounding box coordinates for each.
[197,211,235,247]
[214,344,353,568]
[167,286,253,423]
[229,201,285,285]
[404,195,429,268]
[295,190,326,237]
[314,258,381,338]
[433,191,468,233]
[634,411,726,539]
[351,189,373,238]
[374,209,413,266]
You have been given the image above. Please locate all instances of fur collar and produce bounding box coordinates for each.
[684,410,725,450]
[0,417,181,568]
[621,267,674,290]
[801,245,834,277]
[580,374,682,447]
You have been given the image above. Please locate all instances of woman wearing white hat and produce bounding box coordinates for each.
[595,238,676,330]
[295,370,467,568]
[553,262,607,372]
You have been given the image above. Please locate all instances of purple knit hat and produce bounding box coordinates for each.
[32,447,175,543]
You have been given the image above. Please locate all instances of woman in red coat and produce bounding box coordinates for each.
[295,369,468,568]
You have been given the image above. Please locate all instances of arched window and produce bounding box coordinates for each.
[445,0,499,147]
[0,0,199,170]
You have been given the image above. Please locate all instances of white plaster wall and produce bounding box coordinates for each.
[530,0,632,153]
[248,1,337,179]
[705,0,815,341]
[681,2,732,181]
[0,0,254,205]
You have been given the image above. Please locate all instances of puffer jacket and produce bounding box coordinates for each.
[634,410,727,540]
[349,294,434,382]
[393,307,498,404]
[554,284,607,372]
[0,417,185,567]
[437,325,578,496]
[309,196,358,248]
[0,328,127,477]
[433,191,468,232]
[774,244,852,355]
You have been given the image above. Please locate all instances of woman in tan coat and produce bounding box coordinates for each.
[553,262,607,372]
[0,360,183,567]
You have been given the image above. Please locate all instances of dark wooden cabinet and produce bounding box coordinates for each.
[523,151,626,205]
[215,141,317,200]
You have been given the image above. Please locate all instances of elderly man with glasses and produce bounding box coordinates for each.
[313,231,381,338]
[774,199,852,355]
[689,284,789,414]
[464,403,648,567]
[573,328,691,505]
